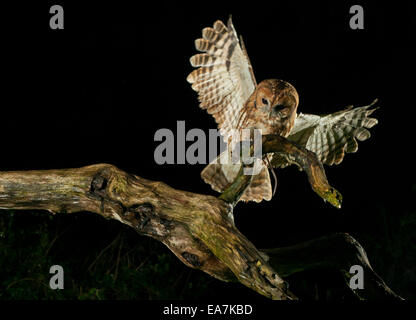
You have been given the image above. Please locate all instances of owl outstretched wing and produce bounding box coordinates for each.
[272,99,379,168]
[187,17,270,202]
[187,17,256,139]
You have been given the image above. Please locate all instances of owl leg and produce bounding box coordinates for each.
[264,155,277,197]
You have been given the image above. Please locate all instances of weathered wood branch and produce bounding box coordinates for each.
[264,233,403,300]
[0,163,295,299]
[0,134,401,300]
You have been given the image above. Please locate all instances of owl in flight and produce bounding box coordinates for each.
[187,17,378,203]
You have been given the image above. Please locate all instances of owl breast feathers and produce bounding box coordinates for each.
[187,17,378,203]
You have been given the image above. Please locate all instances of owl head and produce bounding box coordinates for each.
[255,79,299,120]
[253,79,299,136]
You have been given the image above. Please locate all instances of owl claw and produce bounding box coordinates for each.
[313,185,342,209]
[323,187,342,209]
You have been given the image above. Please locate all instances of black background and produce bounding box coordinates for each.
[1,1,415,302]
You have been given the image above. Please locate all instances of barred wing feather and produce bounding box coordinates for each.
[187,17,256,139]
[272,99,379,168]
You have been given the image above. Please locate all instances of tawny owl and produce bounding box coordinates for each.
[187,17,378,203]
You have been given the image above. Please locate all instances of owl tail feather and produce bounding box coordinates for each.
[201,152,273,203]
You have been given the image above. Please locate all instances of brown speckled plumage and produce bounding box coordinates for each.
[187,17,378,203]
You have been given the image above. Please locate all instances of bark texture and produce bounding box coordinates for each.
[0,134,402,300]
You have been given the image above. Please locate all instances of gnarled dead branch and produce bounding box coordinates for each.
[0,134,401,300]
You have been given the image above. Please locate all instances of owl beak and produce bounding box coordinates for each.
[271,104,285,119]
[270,111,281,120]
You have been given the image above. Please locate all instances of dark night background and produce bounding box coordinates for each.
[0,1,415,302]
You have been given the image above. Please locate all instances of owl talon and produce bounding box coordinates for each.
[313,184,342,209]
[323,187,342,209]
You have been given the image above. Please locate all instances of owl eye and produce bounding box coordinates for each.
[261,98,269,105]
